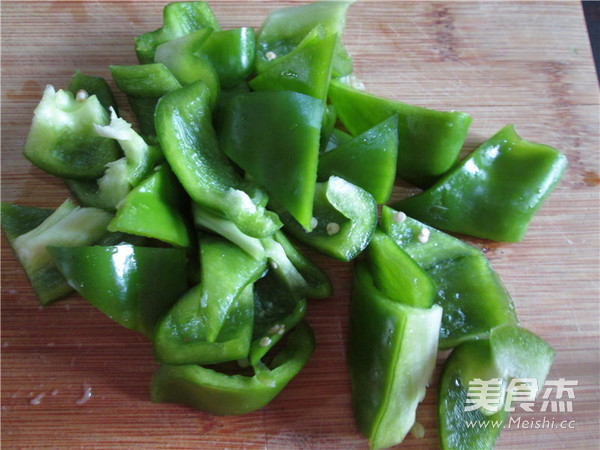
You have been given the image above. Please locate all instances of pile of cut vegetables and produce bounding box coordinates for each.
[2,1,568,449]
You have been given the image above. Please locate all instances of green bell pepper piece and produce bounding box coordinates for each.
[155,80,281,238]
[255,1,353,77]
[250,32,337,103]
[110,63,182,143]
[248,270,308,366]
[23,86,121,180]
[320,103,337,152]
[108,165,191,248]
[328,79,472,187]
[438,326,554,449]
[135,1,220,64]
[153,235,267,364]
[393,125,568,242]
[438,339,509,450]
[150,320,315,415]
[219,90,324,231]
[68,70,119,115]
[2,199,112,305]
[278,176,377,262]
[154,28,220,109]
[201,27,256,89]
[349,260,442,449]
[364,229,435,309]
[192,204,332,300]
[318,115,398,204]
[381,206,517,349]
[323,127,352,152]
[48,245,187,338]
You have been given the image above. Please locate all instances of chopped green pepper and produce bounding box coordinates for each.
[68,70,119,115]
[135,1,220,64]
[328,78,472,187]
[219,90,324,231]
[381,206,517,348]
[155,80,281,238]
[151,321,315,415]
[2,199,113,305]
[49,244,188,338]
[278,176,377,262]
[348,259,442,449]
[23,86,121,180]
[153,235,266,364]
[255,0,353,77]
[318,115,398,204]
[393,125,568,242]
[108,165,191,248]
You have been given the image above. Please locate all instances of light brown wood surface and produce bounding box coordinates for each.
[2,1,599,448]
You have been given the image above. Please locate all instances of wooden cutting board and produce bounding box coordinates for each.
[2,1,599,448]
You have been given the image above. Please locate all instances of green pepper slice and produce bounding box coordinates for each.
[278,176,377,262]
[23,86,121,180]
[349,260,442,449]
[135,1,220,64]
[393,125,568,242]
[107,165,191,248]
[68,70,119,115]
[150,321,315,415]
[318,115,398,204]
[153,235,267,364]
[48,244,188,338]
[155,80,281,238]
[381,206,517,349]
[219,90,324,231]
[328,79,472,188]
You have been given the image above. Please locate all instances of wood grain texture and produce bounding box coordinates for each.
[1,1,599,448]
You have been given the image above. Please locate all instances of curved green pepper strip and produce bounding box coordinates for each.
[318,115,399,204]
[349,260,442,449]
[23,86,121,180]
[107,165,191,248]
[1,199,113,305]
[324,127,352,152]
[278,176,377,262]
[154,28,220,109]
[48,244,188,338]
[135,1,220,64]
[438,326,554,449]
[155,80,281,238]
[393,125,568,242]
[153,235,267,364]
[381,206,517,349]
[201,27,256,89]
[328,78,472,188]
[150,321,315,415]
[255,1,353,77]
[219,90,324,231]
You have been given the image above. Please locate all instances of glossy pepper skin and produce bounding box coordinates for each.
[219,90,324,231]
[49,245,188,338]
[108,165,191,248]
[348,259,442,449]
[381,206,517,349]
[153,235,267,365]
[277,176,377,262]
[438,325,554,449]
[155,80,281,238]
[393,125,568,242]
[150,321,315,416]
[328,79,472,188]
